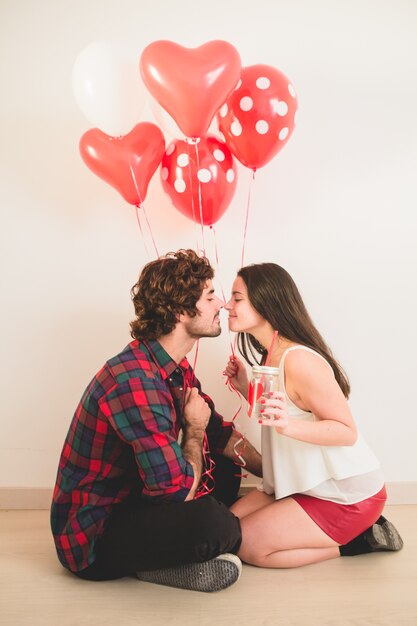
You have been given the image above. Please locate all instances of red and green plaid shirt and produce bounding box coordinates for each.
[50,339,233,572]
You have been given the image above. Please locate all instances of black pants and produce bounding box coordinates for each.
[75,455,242,581]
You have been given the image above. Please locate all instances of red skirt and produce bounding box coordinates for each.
[292,486,387,544]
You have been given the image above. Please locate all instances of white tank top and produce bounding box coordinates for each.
[260,346,384,504]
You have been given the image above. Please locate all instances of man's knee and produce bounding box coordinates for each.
[192,497,242,557]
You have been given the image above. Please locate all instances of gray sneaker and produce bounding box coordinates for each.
[136,553,242,592]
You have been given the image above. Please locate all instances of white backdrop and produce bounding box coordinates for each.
[1,0,416,491]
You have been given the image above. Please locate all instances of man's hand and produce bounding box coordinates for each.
[183,387,211,435]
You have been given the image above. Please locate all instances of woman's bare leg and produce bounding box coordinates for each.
[237,496,340,568]
[230,489,274,519]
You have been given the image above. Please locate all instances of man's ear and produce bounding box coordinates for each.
[177,309,187,323]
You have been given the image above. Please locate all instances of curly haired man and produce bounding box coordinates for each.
[50,249,262,592]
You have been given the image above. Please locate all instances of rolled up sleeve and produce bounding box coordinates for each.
[100,378,195,501]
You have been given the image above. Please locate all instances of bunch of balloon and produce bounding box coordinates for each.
[73,41,166,257]
[139,40,242,252]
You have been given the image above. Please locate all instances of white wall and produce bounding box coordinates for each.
[1,0,416,491]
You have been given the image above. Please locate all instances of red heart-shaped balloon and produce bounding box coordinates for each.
[140,40,241,139]
[79,122,165,205]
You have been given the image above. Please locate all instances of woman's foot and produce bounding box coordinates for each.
[339,517,403,556]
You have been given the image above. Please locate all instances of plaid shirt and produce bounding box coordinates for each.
[50,339,233,573]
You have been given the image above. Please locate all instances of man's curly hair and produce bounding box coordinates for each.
[130,249,214,341]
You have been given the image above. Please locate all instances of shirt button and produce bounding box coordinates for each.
[168,378,172,382]
[179,387,183,391]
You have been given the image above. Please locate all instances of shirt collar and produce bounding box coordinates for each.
[141,339,190,381]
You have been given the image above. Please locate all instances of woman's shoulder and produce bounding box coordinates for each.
[283,346,331,376]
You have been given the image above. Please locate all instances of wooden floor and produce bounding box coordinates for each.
[1,505,416,626]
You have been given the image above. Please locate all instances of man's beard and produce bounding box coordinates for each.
[185,316,222,339]
[189,325,222,339]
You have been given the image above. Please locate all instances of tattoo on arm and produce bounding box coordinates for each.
[181,428,204,500]
[223,429,263,478]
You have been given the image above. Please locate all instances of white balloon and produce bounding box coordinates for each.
[72,41,147,137]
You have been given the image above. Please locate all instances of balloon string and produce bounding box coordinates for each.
[193,141,206,255]
[141,203,160,259]
[210,226,243,428]
[232,333,238,357]
[241,169,256,267]
[211,227,244,474]
[211,225,227,303]
[192,338,199,373]
[186,141,201,254]
[221,322,247,477]
[212,224,246,478]
[225,376,243,423]
[212,222,239,398]
[135,205,151,259]
[211,226,237,363]
[129,163,144,205]
[224,378,247,478]
[130,163,159,259]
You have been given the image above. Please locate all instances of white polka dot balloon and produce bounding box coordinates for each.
[217,64,298,170]
[160,135,238,226]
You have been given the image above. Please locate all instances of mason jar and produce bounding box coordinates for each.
[248,365,280,419]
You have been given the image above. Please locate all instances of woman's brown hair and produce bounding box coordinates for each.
[237,263,350,397]
[130,249,214,341]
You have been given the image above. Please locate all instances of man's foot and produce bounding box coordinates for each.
[136,553,242,592]
[339,516,403,556]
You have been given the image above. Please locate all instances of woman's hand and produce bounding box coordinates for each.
[258,391,289,432]
[223,356,249,399]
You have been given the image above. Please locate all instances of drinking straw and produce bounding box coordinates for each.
[264,330,278,366]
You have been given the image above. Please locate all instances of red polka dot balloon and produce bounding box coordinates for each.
[160,135,238,226]
[217,64,298,170]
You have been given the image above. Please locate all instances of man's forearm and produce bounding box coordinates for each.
[182,428,204,500]
[223,429,263,478]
